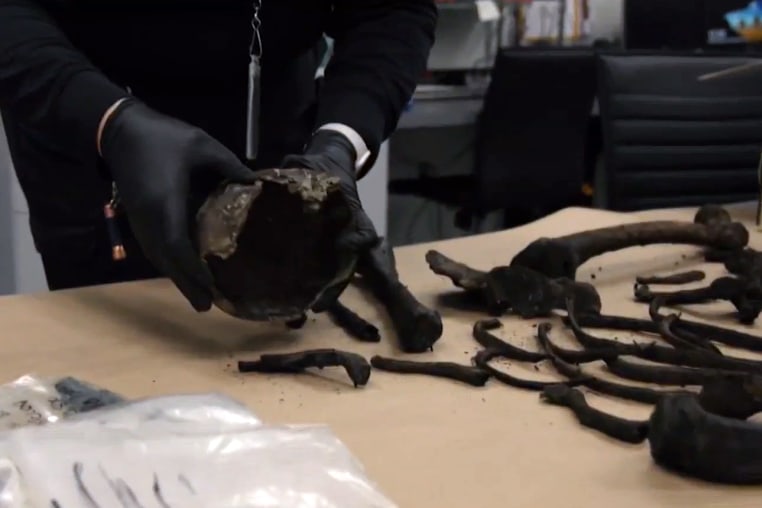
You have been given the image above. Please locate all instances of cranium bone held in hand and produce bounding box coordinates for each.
[195,168,357,321]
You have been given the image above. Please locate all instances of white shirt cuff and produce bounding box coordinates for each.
[316,123,371,174]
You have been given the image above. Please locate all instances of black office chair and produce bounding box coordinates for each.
[470,47,599,226]
[597,52,762,211]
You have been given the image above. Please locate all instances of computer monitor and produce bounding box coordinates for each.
[705,0,754,46]
[623,0,707,50]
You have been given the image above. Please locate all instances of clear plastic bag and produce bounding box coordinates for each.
[0,375,124,431]
[62,392,262,433]
[0,390,395,507]
[0,374,126,508]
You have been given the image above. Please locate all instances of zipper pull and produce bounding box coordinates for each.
[104,182,126,261]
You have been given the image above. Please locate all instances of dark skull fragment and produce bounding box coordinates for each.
[195,168,357,322]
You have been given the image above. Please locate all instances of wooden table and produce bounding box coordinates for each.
[2,203,762,507]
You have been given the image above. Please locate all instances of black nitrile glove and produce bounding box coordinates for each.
[282,130,378,253]
[281,129,379,311]
[100,98,255,311]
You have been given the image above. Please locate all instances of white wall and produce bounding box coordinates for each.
[357,142,388,236]
[0,120,48,296]
[427,0,625,72]
[588,0,624,41]
[0,120,14,295]
[428,7,498,70]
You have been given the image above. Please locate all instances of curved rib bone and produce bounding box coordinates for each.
[510,205,748,279]
[635,277,762,325]
[541,385,649,444]
[636,270,706,285]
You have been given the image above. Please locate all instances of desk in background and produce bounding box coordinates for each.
[357,85,487,240]
[360,48,598,244]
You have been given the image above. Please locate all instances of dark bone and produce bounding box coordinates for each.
[724,247,762,278]
[470,322,584,390]
[370,356,490,387]
[568,312,762,353]
[533,320,620,364]
[426,250,601,317]
[601,338,759,389]
[656,314,718,353]
[357,239,442,353]
[704,248,736,263]
[635,277,762,325]
[474,318,618,364]
[698,373,762,419]
[199,172,439,352]
[541,384,650,444]
[540,372,762,482]
[484,266,601,317]
[510,205,748,280]
[326,301,380,342]
[635,270,706,285]
[647,298,721,353]
[693,203,732,226]
[648,394,762,485]
[604,357,731,387]
[537,323,684,404]
[563,312,660,334]
[564,300,762,374]
[473,319,548,362]
[568,304,762,402]
[196,169,356,321]
[285,314,308,329]
[425,250,486,291]
[649,308,710,352]
[696,204,746,263]
[238,349,371,387]
[471,348,581,391]
[542,376,762,452]
[648,298,724,356]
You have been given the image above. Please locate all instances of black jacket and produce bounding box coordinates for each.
[0,0,436,253]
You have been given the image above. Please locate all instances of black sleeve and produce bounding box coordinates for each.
[318,0,437,157]
[0,0,127,156]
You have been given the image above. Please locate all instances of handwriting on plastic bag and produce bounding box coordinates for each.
[0,398,65,429]
[48,462,200,508]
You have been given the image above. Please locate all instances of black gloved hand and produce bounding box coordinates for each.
[99,98,255,311]
[281,129,379,312]
[281,130,378,253]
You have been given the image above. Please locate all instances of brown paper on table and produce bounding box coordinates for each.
[0,203,761,507]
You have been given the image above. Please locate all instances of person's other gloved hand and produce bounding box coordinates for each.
[99,98,255,311]
[281,129,379,311]
[281,129,378,253]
